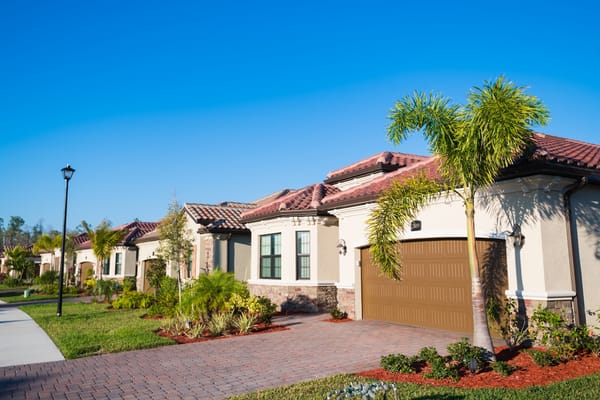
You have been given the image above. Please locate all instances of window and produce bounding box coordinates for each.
[102,258,110,275]
[115,253,122,275]
[260,233,281,279]
[296,231,310,279]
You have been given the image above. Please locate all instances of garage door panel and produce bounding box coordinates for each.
[361,238,507,333]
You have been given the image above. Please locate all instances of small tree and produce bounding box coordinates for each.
[5,246,35,282]
[81,220,126,280]
[157,200,193,307]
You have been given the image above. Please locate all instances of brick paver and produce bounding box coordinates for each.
[0,313,466,399]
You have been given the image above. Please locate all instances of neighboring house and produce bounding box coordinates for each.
[76,221,158,284]
[135,202,257,292]
[0,245,41,278]
[241,133,600,334]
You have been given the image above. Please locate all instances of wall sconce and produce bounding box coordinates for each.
[410,220,422,231]
[508,224,525,248]
[337,239,347,255]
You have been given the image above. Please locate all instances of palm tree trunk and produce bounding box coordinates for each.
[465,197,496,361]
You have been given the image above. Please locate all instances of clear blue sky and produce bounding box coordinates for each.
[1,1,599,231]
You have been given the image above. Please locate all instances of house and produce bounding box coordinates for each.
[135,202,256,292]
[76,221,158,284]
[241,133,600,334]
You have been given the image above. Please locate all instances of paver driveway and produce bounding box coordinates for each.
[0,313,466,400]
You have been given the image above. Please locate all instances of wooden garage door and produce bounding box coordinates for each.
[361,238,507,333]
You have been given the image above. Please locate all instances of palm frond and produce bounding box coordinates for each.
[367,174,443,280]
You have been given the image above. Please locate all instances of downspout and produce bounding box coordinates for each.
[563,176,588,325]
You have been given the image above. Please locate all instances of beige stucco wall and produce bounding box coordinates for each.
[330,174,580,320]
[230,233,251,281]
[246,215,339,288]
[136,240,160,290]
[572,184,600,326]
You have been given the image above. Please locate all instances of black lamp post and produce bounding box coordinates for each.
[57,164,75,317]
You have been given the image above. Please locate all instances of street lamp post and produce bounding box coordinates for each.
[57,164,75,317]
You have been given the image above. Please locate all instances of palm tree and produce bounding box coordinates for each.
[33,234,63,271]
[81,220,126,280]
[5,246,35,281]
[368,77,549,359]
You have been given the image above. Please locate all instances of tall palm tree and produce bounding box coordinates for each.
[368,77,549,359]
[33,234,63,271]
[81,220,126,280]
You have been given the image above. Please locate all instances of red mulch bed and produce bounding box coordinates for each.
[157,323,288,344]
[356,347,600,389]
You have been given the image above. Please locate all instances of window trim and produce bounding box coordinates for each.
[260,233,281,279]
[102,258,110,275]
[115,252,122,275]
[296,231,310,280]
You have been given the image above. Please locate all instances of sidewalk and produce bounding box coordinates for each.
[0,300,65,367]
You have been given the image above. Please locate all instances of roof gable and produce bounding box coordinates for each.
[185,202,255,232]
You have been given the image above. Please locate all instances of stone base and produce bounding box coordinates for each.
[336,287,356,319]
[249,284,337,313]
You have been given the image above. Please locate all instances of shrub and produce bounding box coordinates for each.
[418,346,440,364]
[112,291,155,310]
[330,308,348,320]
[183,270,247,320]
[3,277,22,287]
[234,313,257,335]
[380,354,418,374]
[150,276,179,317]
[84,278,97,294]
[423,355,459,381]
[487,297,530,350]
[447,337,488,371]
[528,349,560,367]
[530,306,598,360]
[208,312,233,337]
[491,361,517,376]
[36,270,59,285]
[94,279,118,303]
[0,272,6,283]
[121,276,137,293]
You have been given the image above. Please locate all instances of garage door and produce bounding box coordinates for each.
[361,238,507,333]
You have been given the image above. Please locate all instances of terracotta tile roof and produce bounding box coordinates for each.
[241,183,340,222]
[322,157,441,209]
[78,221,159,249]
[530,133,600,170]
[185,202,255,232]
[325,151,429,184]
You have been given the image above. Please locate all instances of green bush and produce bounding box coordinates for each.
[491,361,517,376]
[112,291,155,310]
[3,276,22,287]
[528,349,560,367]
[530,306,599,360]
[418,346,440,363]
[121,276,137,293]
[423,355,459,381]
[225,293,277,325]
[36,270,59,285]
[380,354,418,374]
[487,297,530,350]
[447,337,488,371]
[182,270,247,320]
[208,312,233,337]
[330,307,348,320]
[93,279,118,303]
[234,313,257,334]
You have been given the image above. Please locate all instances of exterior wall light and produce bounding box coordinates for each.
[337,239,347,255]
[508,224,525,248]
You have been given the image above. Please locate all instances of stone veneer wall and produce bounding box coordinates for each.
[336,288,356,319]
[519,298,576,326]
[249,284,338,313]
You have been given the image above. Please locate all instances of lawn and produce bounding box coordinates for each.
[21,302,175,358]
[0,291,79,303]
[226,372,600,400]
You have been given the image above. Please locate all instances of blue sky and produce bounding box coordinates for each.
[1,1,599,231]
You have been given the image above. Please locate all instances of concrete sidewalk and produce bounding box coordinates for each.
[0,300,65,367]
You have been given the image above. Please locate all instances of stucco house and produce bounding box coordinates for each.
[241,133,600,334]
[76,221,158,284]
[135,202,256,292]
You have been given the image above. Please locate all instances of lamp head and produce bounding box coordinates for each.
[61,164,75,180]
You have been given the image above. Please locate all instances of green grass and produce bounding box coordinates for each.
[226,372,600,400]
[21,302,175,358]
[0,292,79,303]
[0,284,28,291]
